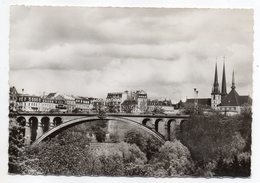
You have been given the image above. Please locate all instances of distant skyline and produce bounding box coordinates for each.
[9,7,253,102]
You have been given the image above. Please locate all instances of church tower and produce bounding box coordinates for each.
[221,59,227,98]
[211,63,221,109]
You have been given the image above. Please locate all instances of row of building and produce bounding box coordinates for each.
[9,62,252,116]
[9,88,104,113]
[9,88,175,114]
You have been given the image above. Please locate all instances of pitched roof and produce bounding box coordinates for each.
[46,92,57,98]
[219,89,251,106]
[219,89,239,106]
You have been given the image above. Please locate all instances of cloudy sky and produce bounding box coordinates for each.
[9,6,253,102]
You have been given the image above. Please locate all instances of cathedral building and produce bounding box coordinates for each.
[185,61,251,116]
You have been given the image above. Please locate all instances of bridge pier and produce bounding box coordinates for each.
[24,121,31,145]
[36,123,43,139]
[49,116,55,128]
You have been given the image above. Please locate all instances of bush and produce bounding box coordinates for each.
[149,141,194,176]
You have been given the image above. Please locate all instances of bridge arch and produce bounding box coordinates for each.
[154,119,165,135]
[142,118,153,129]
[166,119,177,141]
[41,117,50,133]
[53,117,63,126]
[32,116,165,146]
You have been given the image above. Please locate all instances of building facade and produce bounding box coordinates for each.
[17,94,42,112]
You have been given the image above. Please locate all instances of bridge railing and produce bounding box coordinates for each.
[16,111,190,118]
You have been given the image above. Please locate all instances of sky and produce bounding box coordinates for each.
[9,6,253,103]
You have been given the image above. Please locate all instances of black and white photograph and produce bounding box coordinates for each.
[3,2,257,180]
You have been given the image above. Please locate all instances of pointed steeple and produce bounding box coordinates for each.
[211,62,220,95]
[231,70,236,90]
[221,57,227,96]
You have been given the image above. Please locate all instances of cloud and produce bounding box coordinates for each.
[9,7,253,102]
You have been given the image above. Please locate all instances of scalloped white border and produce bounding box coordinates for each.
[1,1,259,183]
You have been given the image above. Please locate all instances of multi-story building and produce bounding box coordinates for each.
[134,90,148,113]
[17,94,42,112]
[147,99,174,114]
[45,93,67,112]
[40,97,56,112]
[106,92,124,112]
[63,95,76,112]
[74,96,91,112]
[105,90,148,113]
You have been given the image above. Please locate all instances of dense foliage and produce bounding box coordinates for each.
[9,111,251,177]
[179,113,251,176]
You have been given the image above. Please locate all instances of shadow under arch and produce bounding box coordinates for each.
[166,119,176,141]
[29,117,38,142]
[142,118,152,126]
[41,117,50,133]
[154,118,164,132]
[32,116,165,146]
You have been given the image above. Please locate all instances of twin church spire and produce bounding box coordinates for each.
[212,57,234,97]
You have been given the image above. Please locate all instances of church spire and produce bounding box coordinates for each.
[211,62,220,94]
[231,70,236,90]
[221,57,227,96]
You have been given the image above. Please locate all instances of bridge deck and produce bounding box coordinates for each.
[17,112,190,119]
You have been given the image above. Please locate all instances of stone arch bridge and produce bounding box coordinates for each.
[15,112,190,145]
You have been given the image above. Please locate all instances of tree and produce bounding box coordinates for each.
[152,106,165,114]
[124,129,147,153]
[9,117,42,174]
[150,141,194,176]
[9,118,26,174]
[91,126,106,142]
[106,101,120,113]
[118,142,147,164]
[25,129,92,175]
[241,103,252,120]
[179,114,250,176]
[138,99,147,113]
[117,142,147,176]
[121,100,137,113]
[146,136,163,161]
[124,130,163,161]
